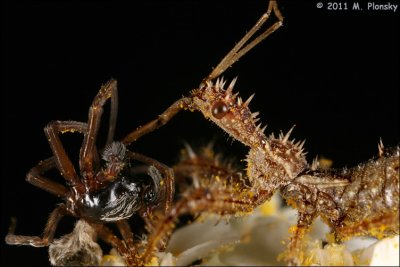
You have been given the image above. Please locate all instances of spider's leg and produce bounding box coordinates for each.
[90,223,136,265]
[121,97,192,146]
[5,205,67,247]
[106,79,118,146]
[44,120,87,187]
[79,79,118,183]
[126,151,175,214]
[26,157,69,197]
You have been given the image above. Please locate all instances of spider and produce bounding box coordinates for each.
[5,79,175,264]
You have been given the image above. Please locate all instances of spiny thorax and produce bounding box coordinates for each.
[246,135,308,199]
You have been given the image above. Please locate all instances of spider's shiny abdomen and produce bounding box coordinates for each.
[78,176,143,222]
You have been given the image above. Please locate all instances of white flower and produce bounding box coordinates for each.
[155,193,400,266]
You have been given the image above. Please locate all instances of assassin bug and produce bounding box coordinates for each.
[118,0,398,264]
[136,78,399,264]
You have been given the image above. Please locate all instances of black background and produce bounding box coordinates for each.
[1,0,399,265]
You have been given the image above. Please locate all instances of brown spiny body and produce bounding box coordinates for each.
[138,77,399,265]
[284,146,399,240]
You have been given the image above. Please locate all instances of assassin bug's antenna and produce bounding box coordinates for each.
[203,0,283,85]
[122,0,284,146]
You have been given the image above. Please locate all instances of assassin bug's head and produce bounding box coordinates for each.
[190,77,267,148]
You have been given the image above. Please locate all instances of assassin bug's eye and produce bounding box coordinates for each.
[211,100,228,119]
